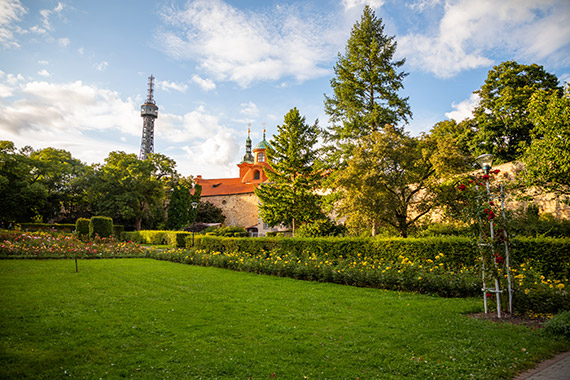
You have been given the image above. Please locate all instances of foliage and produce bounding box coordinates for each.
[323,5,411,166]
[521,84,570,197]
[166,179,193,230]
[256,108,324,235]
[154,245,569,314]
[0,231,146,258]
[334,126,439,237]
[75,218,90,238]
[3,260,568,380]
[205,226,248,237]
[122,230,190,248]
[543,310,570,339]
[295,218,347,238]
[195,200,225,224]
[89,216,113,239]
[470,61,561,162]
[86,152,177,230]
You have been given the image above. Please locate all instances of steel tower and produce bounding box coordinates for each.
[139,74,158,160]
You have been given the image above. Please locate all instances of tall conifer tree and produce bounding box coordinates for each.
[324,5,411,167]
[255,108,323,236]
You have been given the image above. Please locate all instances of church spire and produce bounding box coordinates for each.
[242,123,254,163]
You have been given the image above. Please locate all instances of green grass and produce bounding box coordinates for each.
[1,259,568,379]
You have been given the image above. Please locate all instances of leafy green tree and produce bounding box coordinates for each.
[166,179,193,230]
[29,147,88,222]
[522,85,570,197]
[87,152,177,230]
[335,126,442,238]
[323,5,411,166]
[255,108,324,236]
[195,201,226,224]
[471,61,560,162]
[0,141,48,222]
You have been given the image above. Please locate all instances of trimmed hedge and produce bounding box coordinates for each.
[89,216,113,239]
[123,230,191,248]
[18,223,75,233]
[190,235,570,278]
[75,218,90,238]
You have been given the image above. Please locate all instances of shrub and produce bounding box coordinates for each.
[543,311,570,339]
[89,216,113,239]
[296,219,346,238]
[206,226,247,237]
[19,223,75,233]
[113,225,124,239]
[75,218,90,238]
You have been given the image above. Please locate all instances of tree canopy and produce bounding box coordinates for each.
[256,108,324,236]
[470,61,560,162]
[323,5,411,166]
[335,126,441,237]
[522,84,570,197]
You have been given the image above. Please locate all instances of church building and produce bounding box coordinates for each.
[195,129,283,236]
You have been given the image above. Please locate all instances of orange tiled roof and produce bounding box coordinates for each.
[196,177,257,196]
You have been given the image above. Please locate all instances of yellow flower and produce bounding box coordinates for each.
[418,276,422,280]
[556,284,565,290]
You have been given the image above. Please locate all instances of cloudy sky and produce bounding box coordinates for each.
[1,0,569,178]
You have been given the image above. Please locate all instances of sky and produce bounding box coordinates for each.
[1,0,569,179]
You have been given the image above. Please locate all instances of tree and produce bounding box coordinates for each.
[0,141,48,222]
[29,147,88,222]
[166,177,193,230]
[255,108,324,236]
[471,61,560,162]
[522,84,570,197]
[335,126,440,238]
[195,201,226,224]
[86,152,177,230]
[323,5,411,166]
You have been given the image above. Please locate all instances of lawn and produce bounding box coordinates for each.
[0,259,568,379]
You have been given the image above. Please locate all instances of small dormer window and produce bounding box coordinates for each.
[257,152,265,162]
[253,170,260,180]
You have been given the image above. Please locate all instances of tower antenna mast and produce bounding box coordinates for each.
[139,74,158,160]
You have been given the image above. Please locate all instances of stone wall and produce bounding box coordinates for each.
[203,193,259,228]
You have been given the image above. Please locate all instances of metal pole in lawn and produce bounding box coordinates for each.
[191,202,198,247]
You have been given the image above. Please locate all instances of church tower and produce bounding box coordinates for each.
[139,75,158,160]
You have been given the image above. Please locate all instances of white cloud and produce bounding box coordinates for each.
[157,105,240,177]
[95,61,108,71]
[445,93,480,122]
[191,74,216,91]
[37,69,51,77]
[0,75,140,137]
[239,101,259,117]
[399,0,570,78]
[0,0,26,48]
[57,37,69,47]
[38,60,49,65]
[0,75,144,166]
[342,0,384,11]
[157,0,338,87]
[159,80,188,93]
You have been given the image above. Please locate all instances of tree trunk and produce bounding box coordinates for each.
[135,218,142,231]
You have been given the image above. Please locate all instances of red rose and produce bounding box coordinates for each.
[482,174,490,180]
[493,169,500,174]
[458,184,466,191]
[489,201,494,206]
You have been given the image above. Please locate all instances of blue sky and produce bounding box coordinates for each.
[1,0,569,178]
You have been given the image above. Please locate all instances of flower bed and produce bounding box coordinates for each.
[149,247,569,315]
[0,231,147,259]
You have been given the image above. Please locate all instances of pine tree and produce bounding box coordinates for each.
[324,5,411,166]
[255,108,324,236]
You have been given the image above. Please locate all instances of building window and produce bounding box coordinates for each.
[257,152,265,162]
[253,170,260,180]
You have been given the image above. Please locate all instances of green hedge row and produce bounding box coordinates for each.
[123,230,191,248]
[190,235,570,278]
[18,223,75,232]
